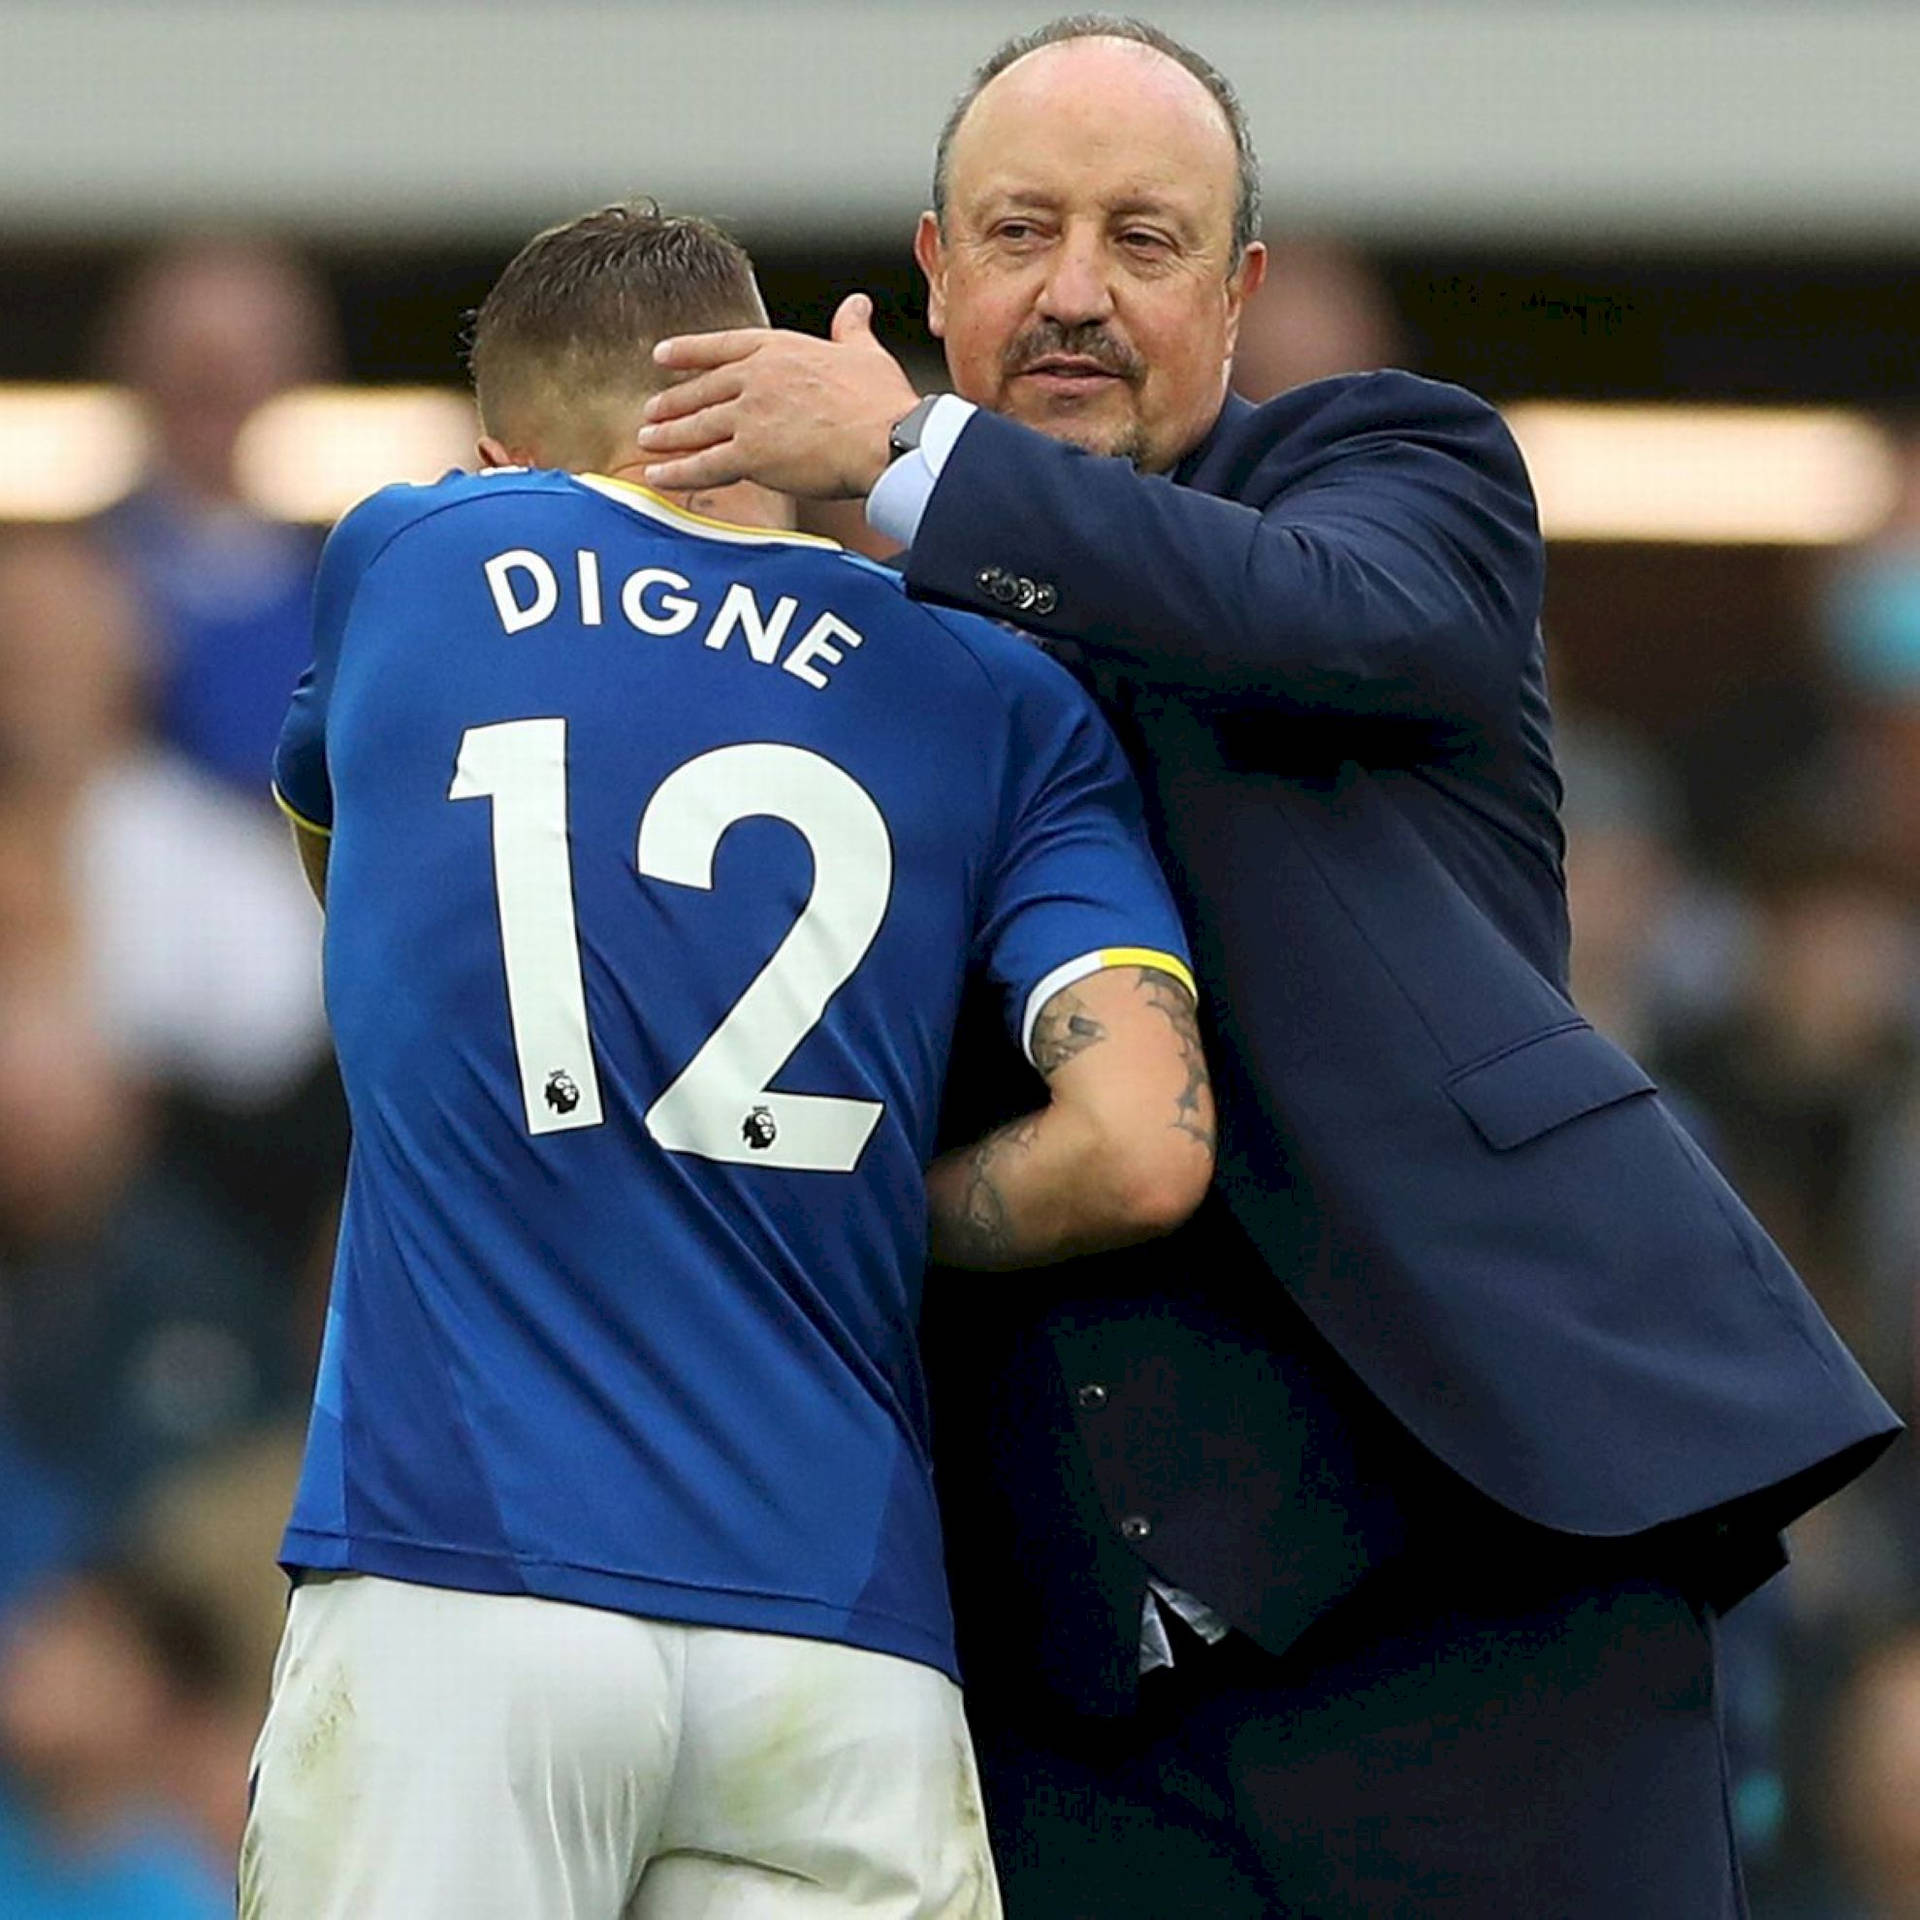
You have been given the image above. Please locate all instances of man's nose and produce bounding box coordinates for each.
[1037,230,1115,327]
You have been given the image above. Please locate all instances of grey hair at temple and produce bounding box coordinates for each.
[930,14,1263,262]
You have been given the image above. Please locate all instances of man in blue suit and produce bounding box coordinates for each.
[637,16,1899,1914]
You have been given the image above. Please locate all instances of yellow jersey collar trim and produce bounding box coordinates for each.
[576,474,841,550]
[271,783,332,838]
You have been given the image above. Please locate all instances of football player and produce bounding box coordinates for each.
[242,203,1212,1920]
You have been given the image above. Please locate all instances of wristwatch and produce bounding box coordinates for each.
[887,395,944,463]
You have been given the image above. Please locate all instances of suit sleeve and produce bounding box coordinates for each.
[271,483,436,832]
[967,644,1195,1064]
[902,374,1544,728]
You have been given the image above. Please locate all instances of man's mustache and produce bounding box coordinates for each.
[1003,323,1143,383]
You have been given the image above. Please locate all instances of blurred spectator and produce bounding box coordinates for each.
[1823,1623,1920,1919]
[93,236,339,799]
[1662,827,1920,1384]
[0,1560,238,1915]
[1823,422,1920,696]
[131,1423,307,1718]
[0,529,329,1117]
[0,1427,87,1626]
[1557,714,1806,1896]
[0,973,292,1517]
[0,528,340,1295]
[1561,718,1676,1054]
[1230,235,1405,402]
[1559,713,1749,1061]
[1818,421,1920,874]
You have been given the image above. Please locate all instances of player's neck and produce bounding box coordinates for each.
[592,461,798,535]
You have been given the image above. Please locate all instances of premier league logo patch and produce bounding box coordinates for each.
[741,1105,778,1151]
[544,1069,582,1115]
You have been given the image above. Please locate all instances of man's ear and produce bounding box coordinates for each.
[913,212,947,340]
[1221,241,1268,363]
[478,434,536,469]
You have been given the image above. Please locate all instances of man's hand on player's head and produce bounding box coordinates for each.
[639,293,921,500]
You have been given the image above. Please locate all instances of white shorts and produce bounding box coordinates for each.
[241,1573,1001,1920]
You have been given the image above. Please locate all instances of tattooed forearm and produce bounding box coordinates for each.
[1031,988,1108,1077]
[939,1114,1041,1268]
[927,965,1212,1268]
[1133,967,1215,1151]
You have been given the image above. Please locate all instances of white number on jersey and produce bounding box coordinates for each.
[451,722,891,1171]
[450,718,605,1136]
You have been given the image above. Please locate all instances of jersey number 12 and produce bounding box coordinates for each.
[450,718,892,1173]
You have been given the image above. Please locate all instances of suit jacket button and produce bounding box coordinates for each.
[994,577,1020,606]
[1120,1514,1152,1542]
[975,567,1002,592]
[1014,578,1038,612]
[1033,584,1058,615]
[1076,1383,1108,1411]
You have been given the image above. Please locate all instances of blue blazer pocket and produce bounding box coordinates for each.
[1444,1021,1656,1152]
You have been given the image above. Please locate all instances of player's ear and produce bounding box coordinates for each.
[914,212,947,340]
[477,434,516,470]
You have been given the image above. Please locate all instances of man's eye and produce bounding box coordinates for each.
[994,221,1043,244]
[1120,230,1171,253]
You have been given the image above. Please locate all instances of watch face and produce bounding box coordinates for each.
[890,396,937,459]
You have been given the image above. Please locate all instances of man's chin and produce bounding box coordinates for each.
[1002,394,1145,463]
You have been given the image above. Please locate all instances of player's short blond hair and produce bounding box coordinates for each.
[468,201,767,472]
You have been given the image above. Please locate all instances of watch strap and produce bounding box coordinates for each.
[887,395,944,462]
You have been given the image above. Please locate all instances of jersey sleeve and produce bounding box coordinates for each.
[973,649,1195,1065]
[271,482,440,833]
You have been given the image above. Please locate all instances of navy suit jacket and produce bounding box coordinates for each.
[911,374,1899,1711]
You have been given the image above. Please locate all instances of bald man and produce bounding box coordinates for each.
[634,16,1897,1917]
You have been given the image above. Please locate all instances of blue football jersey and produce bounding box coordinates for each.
[273,469,1191,1679]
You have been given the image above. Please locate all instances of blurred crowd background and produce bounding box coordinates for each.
[3,3,1920,1914]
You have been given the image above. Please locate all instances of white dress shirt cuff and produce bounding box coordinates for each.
[865,396,979,550]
